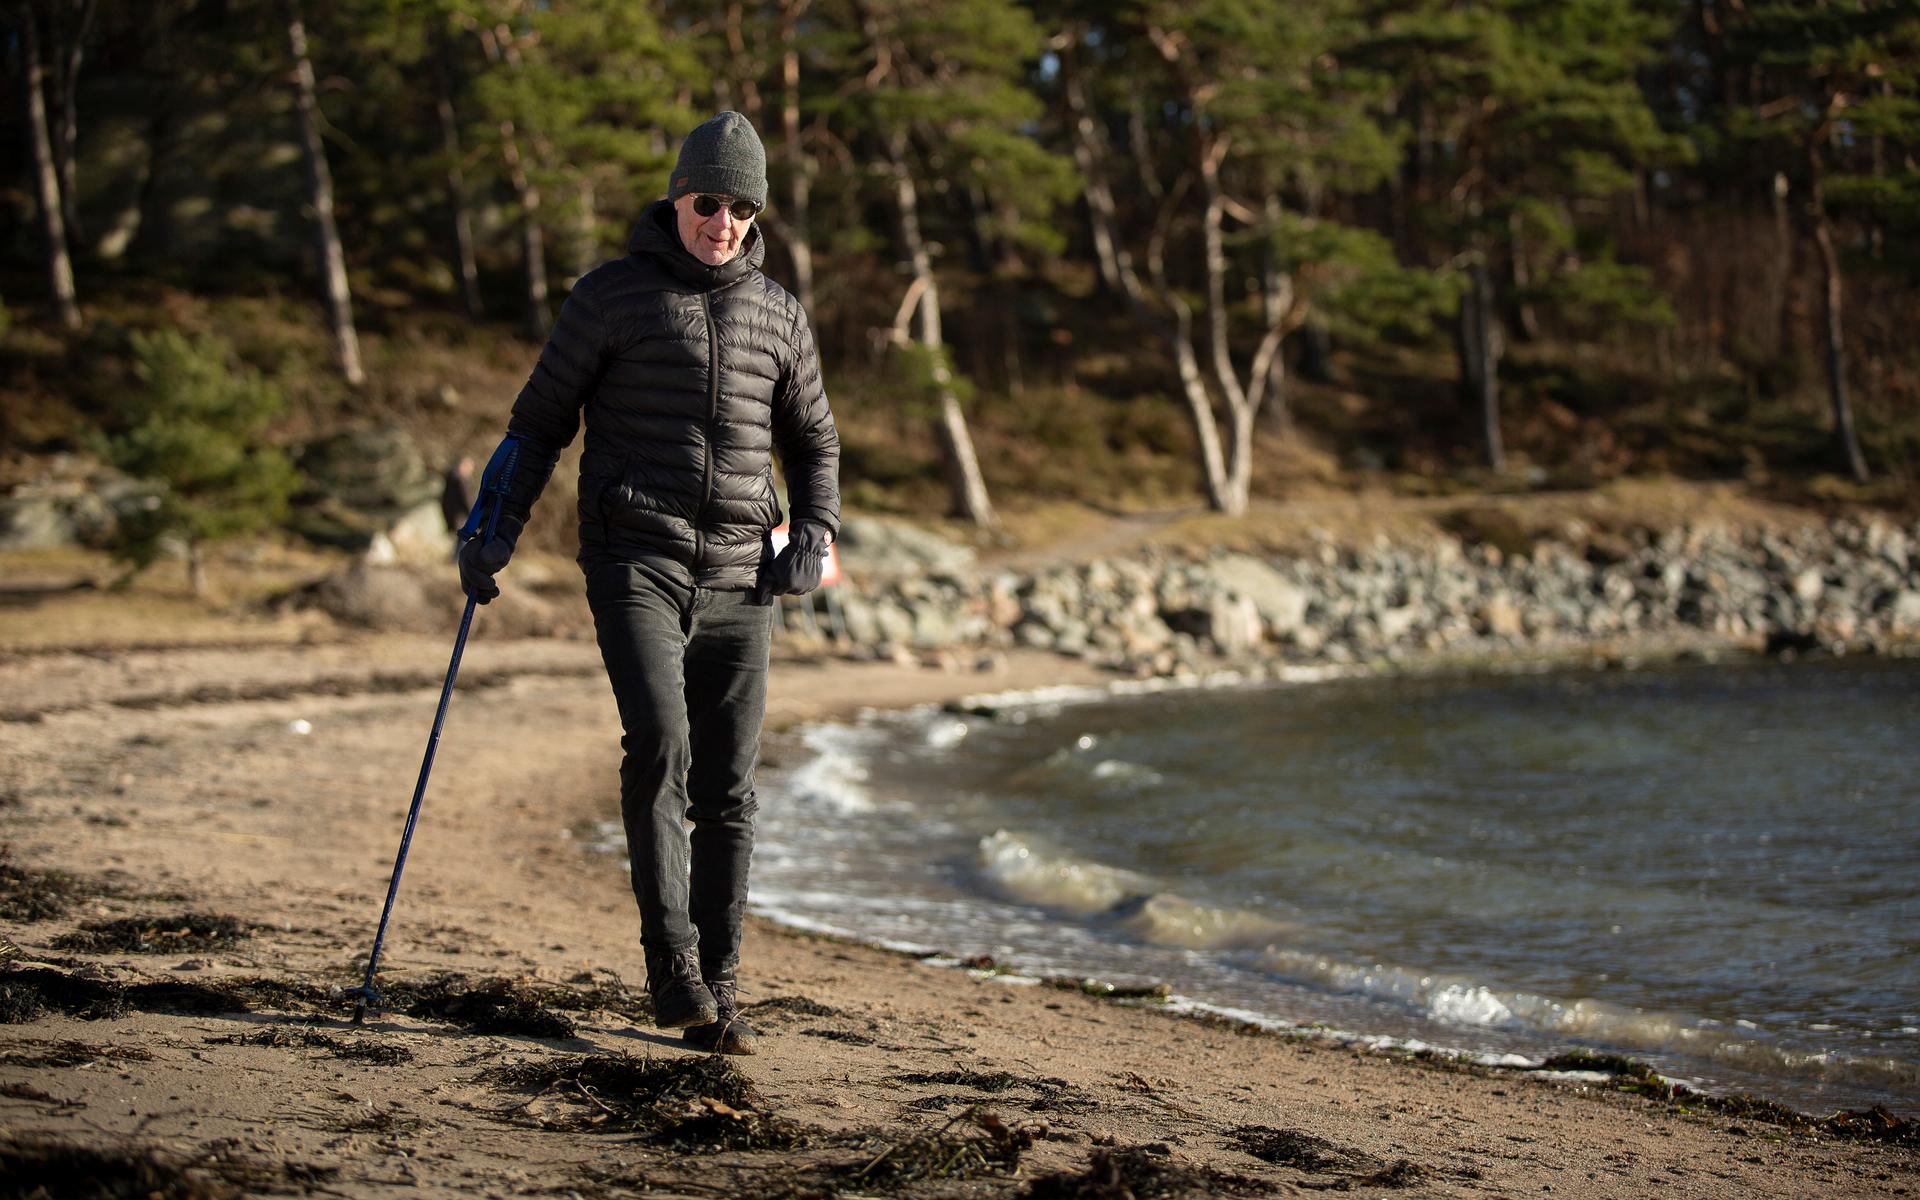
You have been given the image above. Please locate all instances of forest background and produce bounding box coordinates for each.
[3,0,1917,581]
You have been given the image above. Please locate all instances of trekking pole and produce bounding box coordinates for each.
[348,436,522,1026]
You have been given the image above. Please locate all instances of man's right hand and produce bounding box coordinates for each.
[457,536,514,604]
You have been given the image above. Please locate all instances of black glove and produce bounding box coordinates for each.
[457,533,514,604]
[765,519,831,596]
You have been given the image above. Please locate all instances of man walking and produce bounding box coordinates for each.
[458,112,840,1055]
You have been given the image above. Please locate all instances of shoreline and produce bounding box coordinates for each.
[740,654,1918,1124]
[2,633,1915,1198]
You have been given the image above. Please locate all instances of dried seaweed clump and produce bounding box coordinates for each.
[742,993,841,1018]
[206,1025,413,1065]
[0,967,129,1023]
[0,1039,155,1069]
[0,851,87,923]
[1819,1105,1917,1146]
[0,1135,235,1200]
[821,1109,1029,1193]
[1021,1146,1266,1199]
[377,974,578,1039]
[896,1068,1062,1094]
[1229,1125,1365,1172]
[895,1067,1097,1114]
[0,965,330,1025]
[488,1051,764,1132]
[53,913,253,955]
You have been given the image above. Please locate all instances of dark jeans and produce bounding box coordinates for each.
[585,557,771,981]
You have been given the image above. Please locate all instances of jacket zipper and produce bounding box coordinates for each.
[694,291,718,574]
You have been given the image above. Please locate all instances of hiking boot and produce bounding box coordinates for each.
[682,978,758,1055]
[646,948,718,1029]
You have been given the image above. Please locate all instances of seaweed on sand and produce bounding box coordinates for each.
[820,1108,1029,1193]
[485,1051,766,1134]
[1532,1050,1916,1144]
[895,1067,1099,1115]
[0,850,88,922]
[0,1136,236,1200]
[0,965,331,1024]
[896,1068,1065,1094]
[0,967,128,1022]
[205,1025,413,1065]
[802,1027,876,1045]
[53,913,253,954]
[1021,1146,1267,1199]
[0,1134,340,1200]
[0,1038,155,1069]
[741,993,841,1019]
[375,974,580,1039]
[1229,1125,1367,1172]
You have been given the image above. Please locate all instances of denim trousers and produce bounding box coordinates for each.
[585,557,771,981]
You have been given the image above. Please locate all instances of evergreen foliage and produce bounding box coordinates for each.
[101,330,300,587]
[5,0,1916,509]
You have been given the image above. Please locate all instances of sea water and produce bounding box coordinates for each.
[740,656,1919,1114]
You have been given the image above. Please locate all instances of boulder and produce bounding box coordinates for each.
[290,429,447,556]
[834,516,976,577]
[1194,553,1310,637]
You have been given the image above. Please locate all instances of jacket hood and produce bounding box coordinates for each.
[627,198,765,290]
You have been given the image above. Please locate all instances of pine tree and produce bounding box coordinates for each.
[1049,0,1399,514]
[104,331,300,596]
[835,0,1077,526]
[1355,0,1684,473]
[1726,2,1920,484]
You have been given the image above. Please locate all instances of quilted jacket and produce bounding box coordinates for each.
[505,198,840,589]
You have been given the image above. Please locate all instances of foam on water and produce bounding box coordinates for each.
[787,723,882,814]
[976,829,1152,915]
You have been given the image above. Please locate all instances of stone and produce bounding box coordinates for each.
[1480,593,1524,639]
[1890,590,1920,634]
[1195,553,1311,637]
[834,516,976,576]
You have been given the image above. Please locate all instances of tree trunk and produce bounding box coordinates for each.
[1461,260,1506,473]
[467,19,549,339]
[1060,35,1125,297]
[1809,203,1869,483]
[778,0,815,319]
[886,134,994,527]
[1507,211,1540,342]
[432,33,483,319]
[19,3,80,330]
[187,541,207,599]
[1805,118,1869,484]
[50,0,93,243]
[1771,170,1794,361]
[284,0,365,386]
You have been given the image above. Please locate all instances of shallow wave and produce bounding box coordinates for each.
[787,724,881,814]
[976,829,1153,915]
[1254,946,1920,1091]
[976,831,1290,950]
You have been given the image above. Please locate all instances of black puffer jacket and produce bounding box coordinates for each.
[504,199,840,589]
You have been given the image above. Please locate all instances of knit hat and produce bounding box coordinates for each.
[668,112,767,209]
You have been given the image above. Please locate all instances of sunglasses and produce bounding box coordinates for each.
[690,194,762,221]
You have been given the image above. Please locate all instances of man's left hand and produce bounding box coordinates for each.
[765,520,831,596]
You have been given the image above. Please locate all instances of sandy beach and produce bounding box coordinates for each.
[1,628,1914,1198]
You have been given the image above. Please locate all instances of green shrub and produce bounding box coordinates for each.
[102,329,300,592]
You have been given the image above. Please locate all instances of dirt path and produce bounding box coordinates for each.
[0,632,1911,1198]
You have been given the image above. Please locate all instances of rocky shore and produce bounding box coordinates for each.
[820,514,1920,678]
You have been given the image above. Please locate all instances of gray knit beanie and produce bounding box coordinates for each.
[668,111,767,209]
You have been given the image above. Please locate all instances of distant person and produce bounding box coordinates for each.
[440,455,476,535]
[456,112,840,1055]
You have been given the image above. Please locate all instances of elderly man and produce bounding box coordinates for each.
[458,111,840,1055]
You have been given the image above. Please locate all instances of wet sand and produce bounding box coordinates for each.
[0,631,1912,1197]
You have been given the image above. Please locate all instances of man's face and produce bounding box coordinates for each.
[674,193,753,266]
